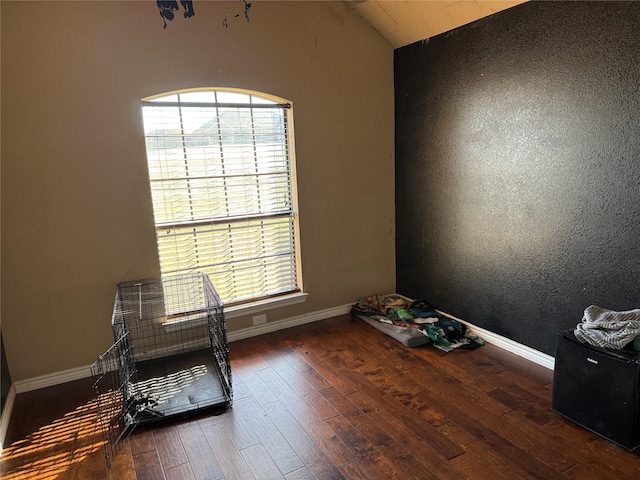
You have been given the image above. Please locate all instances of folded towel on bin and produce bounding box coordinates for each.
[574,305,640,349]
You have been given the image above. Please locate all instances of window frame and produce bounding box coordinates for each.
[141,88,305,313]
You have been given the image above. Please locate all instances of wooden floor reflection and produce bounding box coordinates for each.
[1,315,639,479]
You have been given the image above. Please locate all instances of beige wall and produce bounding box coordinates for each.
[0,1,395,381]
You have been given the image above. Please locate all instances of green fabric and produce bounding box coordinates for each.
[423,324,452,347]
[395,308,414,321]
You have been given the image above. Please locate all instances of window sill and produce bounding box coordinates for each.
[163,312,209,333]
[225,292,308,319]
[162,292,308,332]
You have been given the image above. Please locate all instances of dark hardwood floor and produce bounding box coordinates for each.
[1,314,639,479]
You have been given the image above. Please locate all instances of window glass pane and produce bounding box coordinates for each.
[143,89,299,305]
[149,94,179,103]
[143,106,182,134]
[251,95,276,105]
[179,91,216,103]
[216,91,251,104]
[157,217,296,303]
[180,106,217,134]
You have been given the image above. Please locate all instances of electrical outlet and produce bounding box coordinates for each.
[253,314,267,326]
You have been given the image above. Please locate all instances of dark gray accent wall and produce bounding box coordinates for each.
[395,1,640,356]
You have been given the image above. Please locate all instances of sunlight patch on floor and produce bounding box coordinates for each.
[0,399,104,480]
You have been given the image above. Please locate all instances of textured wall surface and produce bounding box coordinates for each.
[395,1,640,355]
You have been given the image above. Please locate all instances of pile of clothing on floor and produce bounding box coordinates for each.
[574,305,640,351]
[351,294,484,352]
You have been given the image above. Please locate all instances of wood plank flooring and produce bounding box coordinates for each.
[2,314,640,479]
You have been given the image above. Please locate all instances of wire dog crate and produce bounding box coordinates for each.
[91,273,233,469]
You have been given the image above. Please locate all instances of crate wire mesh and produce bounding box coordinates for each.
[90,333,136,469]
[91,273,233,469]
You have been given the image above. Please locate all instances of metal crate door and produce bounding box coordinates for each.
[90,332,139,469]
[208,306,233,403]
[203,275,233,404]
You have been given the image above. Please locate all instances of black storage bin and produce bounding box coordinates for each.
[552,330,640,450]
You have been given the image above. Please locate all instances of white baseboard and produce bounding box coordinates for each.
[0,385,16,451]
[436,309,555,370]
[227,303,353,342]
[10,303,555,397]
[10,302,354,394]
[14,364,93,394]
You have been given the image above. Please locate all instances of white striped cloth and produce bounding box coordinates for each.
[574,305,640,349]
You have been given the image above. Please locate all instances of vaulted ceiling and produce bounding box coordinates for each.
[349,0,527,48]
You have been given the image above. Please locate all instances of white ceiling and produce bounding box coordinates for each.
[349,0,527,48]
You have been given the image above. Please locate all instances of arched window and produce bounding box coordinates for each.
[141,89,301,306]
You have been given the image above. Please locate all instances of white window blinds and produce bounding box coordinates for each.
[141,90,301,306]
